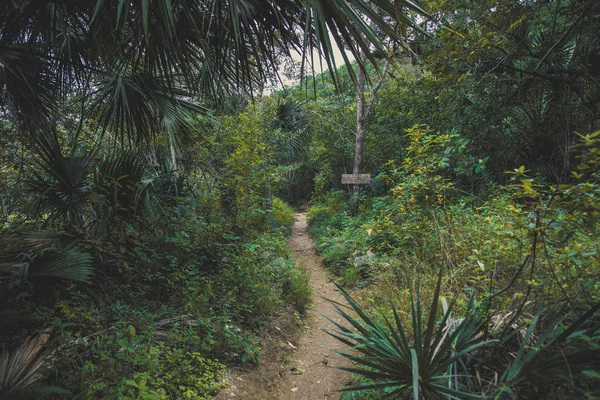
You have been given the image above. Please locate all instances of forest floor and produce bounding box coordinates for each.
[217,206,351,399]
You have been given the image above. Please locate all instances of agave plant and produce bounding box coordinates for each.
[325,272,492,399]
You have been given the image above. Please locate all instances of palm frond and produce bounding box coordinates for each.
[95,149,184,225]
[2,0,428,145]
[95,150,147,220]
[29,246,94,282]
[91,73,201,146]
[0,46,56,126]
[273,96,309,132]
[0,334,51,395]
[27,134,94,224]
[0,231,94,284]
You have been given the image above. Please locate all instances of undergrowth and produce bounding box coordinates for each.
[308,126,600,398]
[1,196,308,399]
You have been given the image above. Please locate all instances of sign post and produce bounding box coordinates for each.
[342,174,371,215]
[341,174,371,185]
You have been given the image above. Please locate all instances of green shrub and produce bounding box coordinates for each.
[270,197,295,233]
[284,262,313,314]
[307,190,348,229]
[149,348,226,399]
[58,324,226,400]
[113,349,226,400]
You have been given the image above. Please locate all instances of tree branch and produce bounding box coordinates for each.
[364,58,390,121]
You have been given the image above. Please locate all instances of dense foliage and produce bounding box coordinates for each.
[1,0,599,398]
[298,0,600,397]
[0,0,426,397]
[0,102,314,398]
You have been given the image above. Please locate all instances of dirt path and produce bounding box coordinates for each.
[217,208,350,399]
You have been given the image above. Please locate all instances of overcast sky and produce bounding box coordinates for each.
[275,34,356,90]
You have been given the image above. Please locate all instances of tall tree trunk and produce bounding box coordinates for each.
[350,58,367,216]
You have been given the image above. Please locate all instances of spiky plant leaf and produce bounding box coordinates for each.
[324,271,490,399]
[498,303,600,396]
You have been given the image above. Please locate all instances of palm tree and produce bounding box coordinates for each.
[0,0,426,149]
[0,0,428,290]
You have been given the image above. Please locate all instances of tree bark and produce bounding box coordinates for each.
[349,59,367,216]
[349,54,390,215]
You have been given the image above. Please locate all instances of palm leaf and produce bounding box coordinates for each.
[1,247,94,284]
[0,334,51,395]
[29,246,94,282]
[0,231,94,283]
[2,0,429,145]
[27,134,94,224]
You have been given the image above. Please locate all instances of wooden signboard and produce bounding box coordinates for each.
[342,174,371,185]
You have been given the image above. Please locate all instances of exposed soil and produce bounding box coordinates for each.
[217,206,351,399]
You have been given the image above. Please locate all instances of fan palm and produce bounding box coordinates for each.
[0,0,428,146]
[95,150,148,221]
[269,95,310,164]
[0,334,52,397]
[27,134,94,228]
[95,149,184,226]
[0,230,94,285]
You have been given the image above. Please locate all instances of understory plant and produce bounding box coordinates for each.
[327,275,600,399]
[0,334,54,399]
[326,272,490,399]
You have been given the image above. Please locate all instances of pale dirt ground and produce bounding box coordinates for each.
[217,207,351,399]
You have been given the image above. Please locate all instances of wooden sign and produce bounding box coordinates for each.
[342,174,371,185]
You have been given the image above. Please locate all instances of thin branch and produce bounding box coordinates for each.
[484,21,535,57]
[364,58,391,120]
[540,230,574,310]
[477,55,508,84]
[308,109,355,136]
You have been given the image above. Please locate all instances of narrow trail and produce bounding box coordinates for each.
[218,206,350,399]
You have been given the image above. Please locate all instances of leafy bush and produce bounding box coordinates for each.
[146,347,226,399]
[307,190,348,230]
[74,335,226,399]
[270,197,296,233]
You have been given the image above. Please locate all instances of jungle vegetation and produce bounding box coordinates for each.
[1,0,599,399]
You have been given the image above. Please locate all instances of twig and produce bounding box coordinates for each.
[364,59,391,120]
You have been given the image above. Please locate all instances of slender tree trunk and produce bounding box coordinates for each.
[350,58,367,216]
